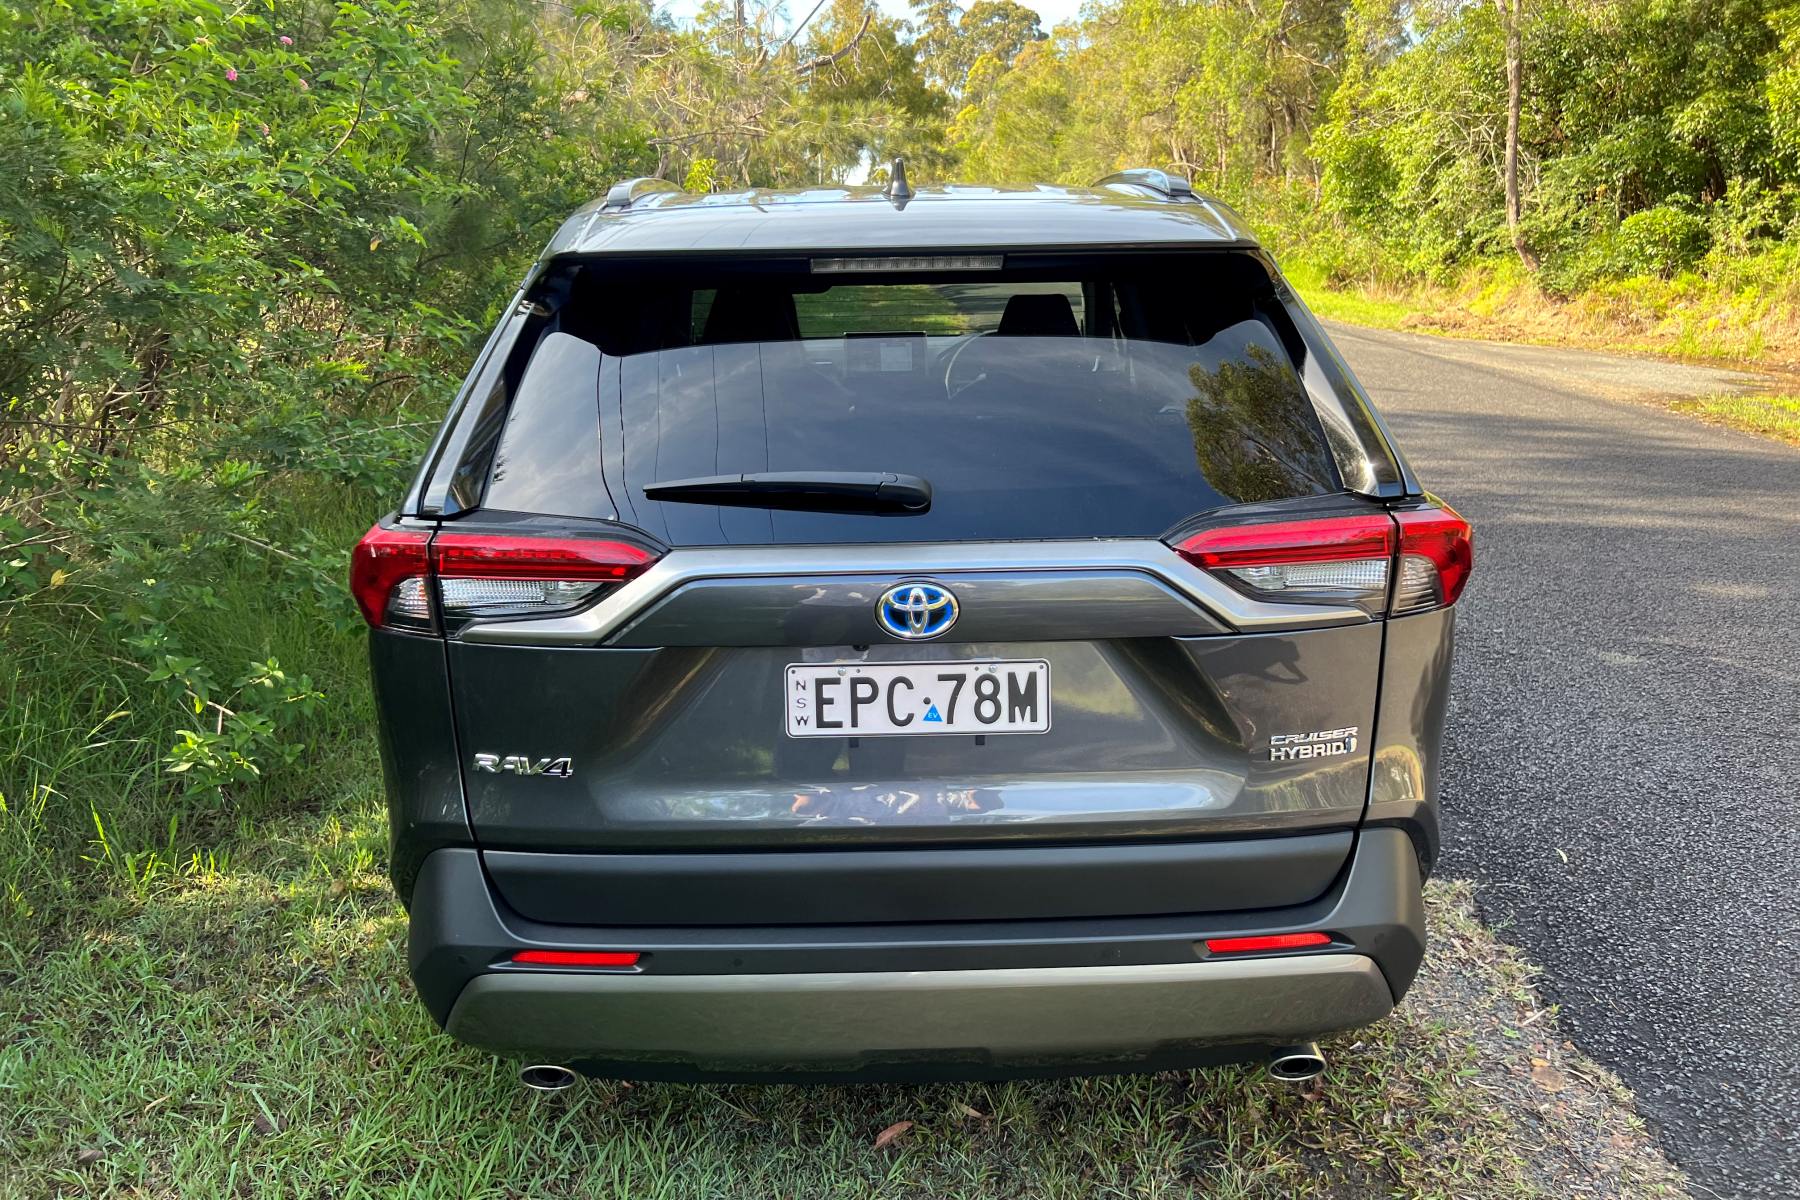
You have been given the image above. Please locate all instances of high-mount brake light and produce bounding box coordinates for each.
[510,950,641,968]
[1171,503,1471,616]
[350,528,660,631]
[810,255,1003,273]
[1205,932,1333,955]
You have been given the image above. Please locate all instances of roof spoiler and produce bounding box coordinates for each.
[600,177,685,212]
[1093,169,1195,201]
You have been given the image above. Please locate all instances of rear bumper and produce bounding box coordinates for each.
[449,957,1393,1076]
[409,828,1424,1081]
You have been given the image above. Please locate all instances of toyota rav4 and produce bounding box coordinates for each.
[354,167,1470,1085]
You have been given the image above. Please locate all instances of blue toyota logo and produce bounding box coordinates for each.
[876,582,958,640]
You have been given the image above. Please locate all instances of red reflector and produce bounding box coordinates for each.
[1395,502,1473,608]
[1204,932,1332,955]
[510,950,641,968]
[1173,513,1394,570]
[349,524,431,627]
[433,534,656,582]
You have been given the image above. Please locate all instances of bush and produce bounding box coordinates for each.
[0,0,647,929]
[1615,206,1713,277]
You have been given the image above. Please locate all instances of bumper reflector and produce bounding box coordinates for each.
[1204,932,1332,955]
[510,950,641,968]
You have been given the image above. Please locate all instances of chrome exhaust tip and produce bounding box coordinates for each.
[520,1063,580,1092]
[1267,1043,1326,1083]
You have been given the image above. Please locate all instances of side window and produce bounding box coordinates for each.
[481,332,612,519]
[689,289,716,344]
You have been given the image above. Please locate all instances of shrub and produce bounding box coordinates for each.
[1615,206,1713,277]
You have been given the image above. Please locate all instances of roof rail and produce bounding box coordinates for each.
[600,176,685,211]
[1093,169,1195,201]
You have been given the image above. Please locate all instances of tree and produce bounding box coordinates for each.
[1493,0,1540,268]
[911,0,1044,97]
[797,0,946,180]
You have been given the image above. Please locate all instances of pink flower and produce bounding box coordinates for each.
[297,78,309,91]
[279,35,293,45]
[259,123,270,136]
[225,67,238,82]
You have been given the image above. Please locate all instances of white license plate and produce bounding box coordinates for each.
[784,660,1051,738]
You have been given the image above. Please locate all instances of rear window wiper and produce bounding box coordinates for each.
[642,471,932,514]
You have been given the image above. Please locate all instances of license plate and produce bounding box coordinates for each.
[784,660,1051,738]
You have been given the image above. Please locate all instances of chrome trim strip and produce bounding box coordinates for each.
[458,540,1367,646]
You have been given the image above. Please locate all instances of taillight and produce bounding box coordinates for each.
[1392,503,1472,613]
[1174,513,1396,614]
[1171,501,1471,616]
[350,525,432,628]
[350,526,659,631]
[433,534,656,621]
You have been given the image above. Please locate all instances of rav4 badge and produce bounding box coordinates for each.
[472,753,574,778]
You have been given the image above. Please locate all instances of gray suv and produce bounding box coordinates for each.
[353,168,1469,1086]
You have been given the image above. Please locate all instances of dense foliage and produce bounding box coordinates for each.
[3,0,1797,925]
[951,0,1800,292]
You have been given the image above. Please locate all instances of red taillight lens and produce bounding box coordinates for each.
[350,524,432,628]
[1393,503,1472,613]
[351,527,659,631]
[510,950,641,968]
[1172,503,1471,616]
[1175,514,1396,570]
[432,534,657,582]
[1174,513,1396,614]
[1204,932,1332,955]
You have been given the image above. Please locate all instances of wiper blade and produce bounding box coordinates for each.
[642,471,932,514]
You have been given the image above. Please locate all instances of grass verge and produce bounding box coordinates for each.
[1667,392,1800,446]
[1283,259,1800,450]
[1283,258,1800,368]
[2,775,1687,1199]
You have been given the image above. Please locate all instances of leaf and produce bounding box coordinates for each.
[1530,1061,1568,1094]
[76,1149,105,1167]
[872,1120,914,1150]
[959,1104,987,1120]
[50,568,69,588]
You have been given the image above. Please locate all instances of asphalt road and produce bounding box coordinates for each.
[1331,324,1800,1198]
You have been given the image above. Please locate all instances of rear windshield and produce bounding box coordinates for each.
[477,259,1341,544]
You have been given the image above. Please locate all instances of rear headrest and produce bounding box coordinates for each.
[701,288,800,344]
[997,293,1079,338]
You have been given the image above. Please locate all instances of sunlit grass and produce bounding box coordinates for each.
[1281,260,1422,330]
[1669,392,1800,445]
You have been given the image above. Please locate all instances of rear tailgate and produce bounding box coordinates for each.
[443,527,1385,922]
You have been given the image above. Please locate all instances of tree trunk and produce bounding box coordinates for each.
[1496,0,1540,270]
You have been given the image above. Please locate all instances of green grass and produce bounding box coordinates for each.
[1669,392,1800,445]
[0,484,378,931]
[793,284,972,335]
[1280,261,1423,330]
